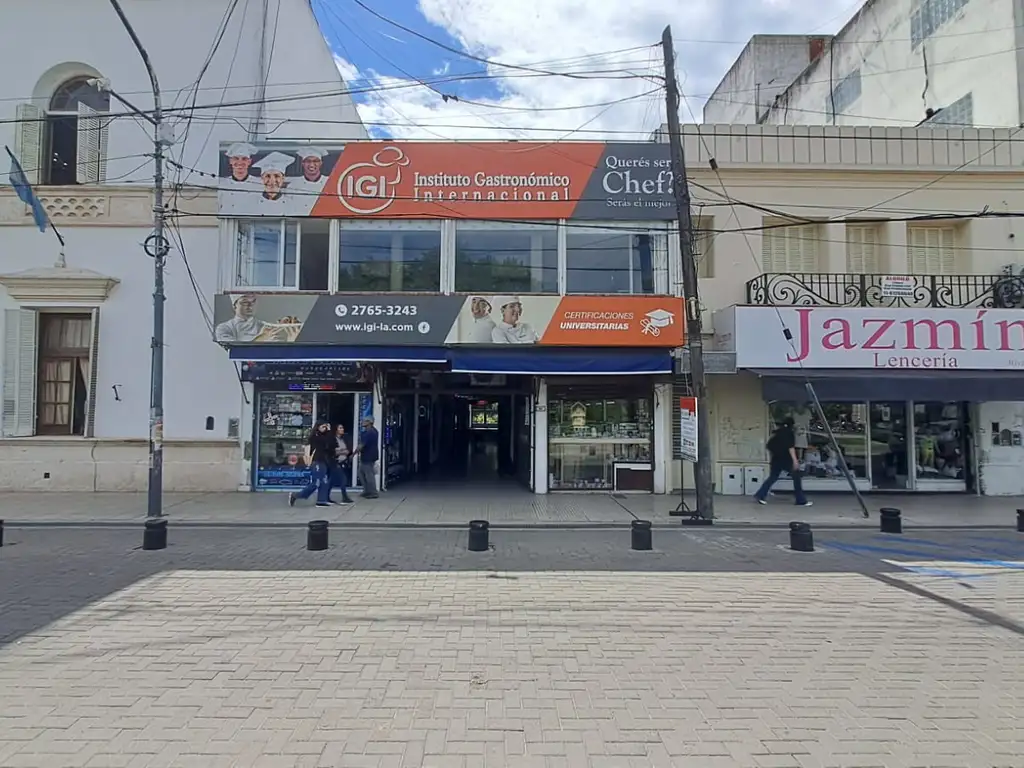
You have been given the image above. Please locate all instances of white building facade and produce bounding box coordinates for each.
[0,0,366,491]
[706,0,1024,128]
[671,124,1024,498]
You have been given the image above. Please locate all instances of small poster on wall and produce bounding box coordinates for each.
[679,397,698,462]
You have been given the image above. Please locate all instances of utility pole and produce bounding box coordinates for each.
[108,0,169,518]
[662,26,714,520]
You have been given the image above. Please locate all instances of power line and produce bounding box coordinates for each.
[347,0,662,83]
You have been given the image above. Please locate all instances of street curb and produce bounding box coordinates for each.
[2,520,1017,532]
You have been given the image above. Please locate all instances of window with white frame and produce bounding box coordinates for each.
[565,228,663,294]
[907,225,960,274]
[826,70,861,121]
[234,219,330,290]
[14,75,110,185]
[923,93,973,128]
[911,0,969,49]
[454,222,558,293]
[846,224,883,273]
[338,221,442,292]
[2,308,101,437]
[761,221,821,273]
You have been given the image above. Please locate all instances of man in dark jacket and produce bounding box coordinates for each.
[754,417,813,506]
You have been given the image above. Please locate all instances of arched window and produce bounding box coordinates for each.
[15,72,111,186]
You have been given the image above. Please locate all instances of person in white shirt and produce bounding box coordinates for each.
[468,296,496,343]
[214,294,303,343]
[491,296,539,344]
[251,151,295,213]
[219,142,261,210]
[290,147,329,198]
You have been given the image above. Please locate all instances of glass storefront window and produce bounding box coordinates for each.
[454,224,557,293]
[548,396,652,490]
[235,220,328,290]
[768,402,869,480]
[338,223,441,292]
[565,230,657,294]
[914,402,966,481]
[255,392,314,488]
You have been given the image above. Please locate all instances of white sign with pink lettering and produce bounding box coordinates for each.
[729,307,1024,370]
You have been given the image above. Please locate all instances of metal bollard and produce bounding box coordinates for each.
[789,521,814,552]
[879,507,903,534]
[468,520,489,552]
[142,517,168,551]
[630,519,653,551]
[1017,509,1024,533]
[307,520,329,551]
[0,519,4,548]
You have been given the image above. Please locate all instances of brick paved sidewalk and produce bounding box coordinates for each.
[1,486,1019,528]
[1,566,1022,767]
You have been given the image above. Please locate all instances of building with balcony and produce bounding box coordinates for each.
[670,123,1024,497]
[0,0,366,491]
[705,0,1024,128]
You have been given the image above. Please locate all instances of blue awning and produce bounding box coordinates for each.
[448,348,672,375]
[228,345,449,363]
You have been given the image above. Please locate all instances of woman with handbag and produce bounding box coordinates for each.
[331,423,355,504]
[289,421,338,508]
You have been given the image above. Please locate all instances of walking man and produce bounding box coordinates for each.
[754,417,813,507]
[354,416,380,499]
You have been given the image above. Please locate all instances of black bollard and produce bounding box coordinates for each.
[789,521,814,552]
[307,520,329,551]
[879,507,903,534]
[630,519,653,551]
[0,519,4,548]
[1017,509,1024,533]
[142,517,168,551]
[468,520,489,552]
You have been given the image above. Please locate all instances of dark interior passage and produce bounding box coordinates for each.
[383,374,533,489]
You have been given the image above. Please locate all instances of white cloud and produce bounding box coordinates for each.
[333,0,854,140]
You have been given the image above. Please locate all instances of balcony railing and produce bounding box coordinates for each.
[746,273,1024,309]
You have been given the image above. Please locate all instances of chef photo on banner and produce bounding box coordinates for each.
[214,293,304,343]
[290,146,329,196]
[251,151,296,212]
[218,142,261,208]
[490,295,540,344]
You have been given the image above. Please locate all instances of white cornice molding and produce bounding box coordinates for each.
[0,264,120,303]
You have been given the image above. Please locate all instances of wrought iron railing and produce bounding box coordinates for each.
[745,273,1024,309]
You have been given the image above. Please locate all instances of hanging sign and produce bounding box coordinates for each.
[679,396,698,462]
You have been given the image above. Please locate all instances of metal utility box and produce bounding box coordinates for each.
[721,465,744,495]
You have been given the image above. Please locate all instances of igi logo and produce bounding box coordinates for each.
[335,146,409,214]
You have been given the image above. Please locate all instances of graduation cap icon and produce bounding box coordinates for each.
[641,308,675,336]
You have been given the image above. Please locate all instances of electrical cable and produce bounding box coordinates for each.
[347,0,662,83]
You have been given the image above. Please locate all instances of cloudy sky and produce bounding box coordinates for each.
[311,0,859,140]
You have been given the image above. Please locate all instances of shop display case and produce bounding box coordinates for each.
[254,392,314,488]
[547,397,653,490]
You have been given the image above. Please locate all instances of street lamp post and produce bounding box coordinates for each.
[105,0,170,518]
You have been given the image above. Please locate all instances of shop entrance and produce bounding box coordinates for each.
[382,373,533,490]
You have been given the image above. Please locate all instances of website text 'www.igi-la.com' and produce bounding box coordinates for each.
[334,321,422,334]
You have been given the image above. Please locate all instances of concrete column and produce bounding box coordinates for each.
[653,381,670,494]
[238,382,255,491]
[885,220,908,273]
[822,222,847,272]
[533,378,548,494]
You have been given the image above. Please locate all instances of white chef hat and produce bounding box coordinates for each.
[296,147,328,160]
[494,295,522,309]
[225,142,256,158]
[253,152,293,175]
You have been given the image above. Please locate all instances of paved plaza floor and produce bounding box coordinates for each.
[1,528,1023,767]
[1,484,1019,528]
